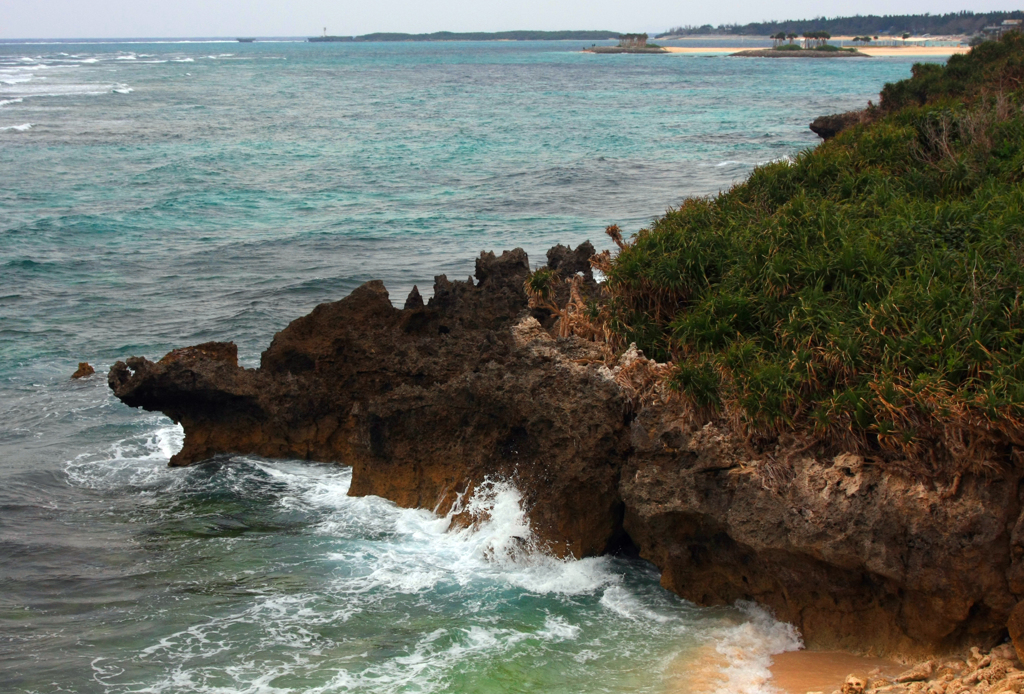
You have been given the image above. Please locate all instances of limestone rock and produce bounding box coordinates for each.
[108,244,629,558]
[620,398,1021,657]
[71,362,95,379]
[897,662,935,683]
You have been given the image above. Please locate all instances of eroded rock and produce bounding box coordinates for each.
[109,244,630,558]
[109,243,1024,660]
[71,362,95,379]
[620,399,1022,658]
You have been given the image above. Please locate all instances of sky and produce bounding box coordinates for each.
[1,0,1021,39]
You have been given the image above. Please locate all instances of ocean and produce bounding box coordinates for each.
[0,39,937,693]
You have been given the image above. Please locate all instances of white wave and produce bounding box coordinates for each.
[1,123,32,131]
[80,58,99,63]
[0,64,51,74]
[287,471,617,598]
[2,83,122,98]
[536,614,580,641]
[64,422,185,490]
[601,584,680,623]
[115,54,137,60]
[64,428,801,693]
[172,58,194,62]
[715,160,745,167]
[0,98,23,107]
[112,85,133,94]
[405,478,616,596]
[710,602,803,694]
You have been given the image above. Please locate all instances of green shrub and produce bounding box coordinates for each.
[604,33,1024,472]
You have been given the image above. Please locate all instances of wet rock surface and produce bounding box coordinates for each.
[110,244,1024,659]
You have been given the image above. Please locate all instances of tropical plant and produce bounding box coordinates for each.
[601,32,1024,476]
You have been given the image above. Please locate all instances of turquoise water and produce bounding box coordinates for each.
[1,40,938,693]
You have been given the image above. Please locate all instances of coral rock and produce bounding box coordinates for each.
[71,362,95,379]
[108,245,630,559]
[897,662,935,683]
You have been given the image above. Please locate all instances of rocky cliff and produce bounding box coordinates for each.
[623,401,1021,658]
[109,244,630,558]
[109,244,1024,660]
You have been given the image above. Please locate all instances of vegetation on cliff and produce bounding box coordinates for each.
[601,33,1024,473]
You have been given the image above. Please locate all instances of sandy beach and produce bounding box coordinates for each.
[664,645,903,694]
[662,46,968,56]
[768,651,904,694]
[858,46,968,56]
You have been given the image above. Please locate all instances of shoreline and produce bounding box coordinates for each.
[768,651,903,694]
[662,45,968,56]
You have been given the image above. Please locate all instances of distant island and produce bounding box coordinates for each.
[732,47,868,58]
[583,33,667,54]
[733,33,867,57]
[660,10,1024,38]
[309,30,619,43]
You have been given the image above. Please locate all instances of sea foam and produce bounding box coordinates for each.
[62,425,802,694]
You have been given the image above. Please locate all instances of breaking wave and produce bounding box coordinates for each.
[61,423,801,693]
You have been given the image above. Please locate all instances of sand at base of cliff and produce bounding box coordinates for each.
[769,650,904,694]
[661,46,967,56]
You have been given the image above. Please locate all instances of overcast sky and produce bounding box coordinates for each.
[2,0,1021,39]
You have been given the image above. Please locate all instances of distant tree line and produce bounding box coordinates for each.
[659,10,1024,37]
[309,30,620,42]
[771,30,833,46]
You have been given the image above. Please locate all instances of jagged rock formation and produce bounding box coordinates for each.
[109,246,629,558]
[109,244,1024,660]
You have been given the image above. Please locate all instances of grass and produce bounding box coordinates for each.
[601,32,1024,475]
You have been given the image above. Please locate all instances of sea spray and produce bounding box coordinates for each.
[54,431,802,693]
